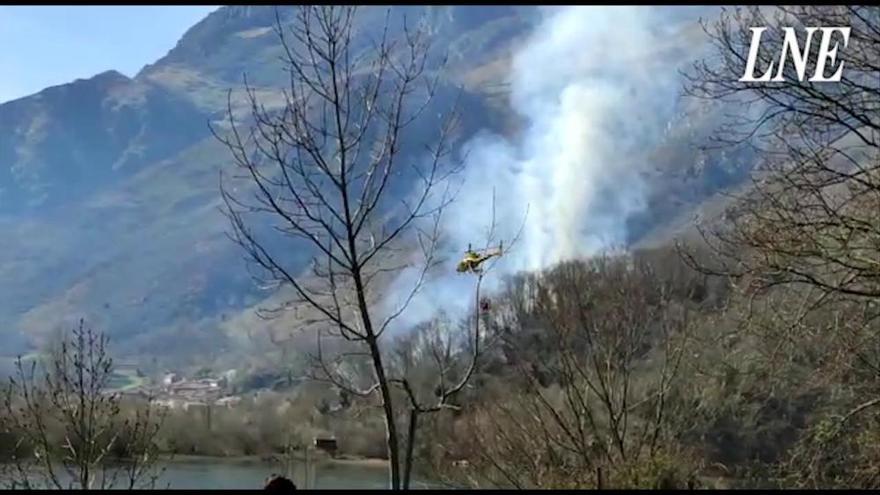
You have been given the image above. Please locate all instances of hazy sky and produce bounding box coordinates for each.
[0,6,218,104]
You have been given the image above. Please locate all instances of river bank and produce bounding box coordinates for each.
[163,453,389,469]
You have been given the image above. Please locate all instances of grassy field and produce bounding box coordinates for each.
[107,367,148,391]
[1,353,147,393]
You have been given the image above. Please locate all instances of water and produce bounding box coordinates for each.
[156,457,394,489]
[2,457,438,490]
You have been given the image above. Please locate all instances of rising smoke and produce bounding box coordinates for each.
[383,6,714,332]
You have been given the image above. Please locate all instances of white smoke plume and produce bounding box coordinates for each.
[383,6,713,332]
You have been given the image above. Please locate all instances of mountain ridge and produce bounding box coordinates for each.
[0,6,537,363]
[0,6,747,368]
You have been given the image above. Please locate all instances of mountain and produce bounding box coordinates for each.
[0,6,751,366]
[0,70,211,212]
[0,6,537,363]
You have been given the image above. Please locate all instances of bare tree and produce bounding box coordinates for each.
[386,196,523,488]
[428,256,696,489]
[678,5,880,486]
[680,5,880,305]
[679,6,880,397]
[212,6,462,489]
[0,320,165,489]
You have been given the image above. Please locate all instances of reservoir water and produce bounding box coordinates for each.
[2,457,441,490]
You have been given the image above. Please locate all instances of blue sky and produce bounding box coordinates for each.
[0,6,218,104]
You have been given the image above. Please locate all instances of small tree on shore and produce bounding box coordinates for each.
[0,320,165,489]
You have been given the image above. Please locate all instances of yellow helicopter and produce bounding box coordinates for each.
[456,242,503,274]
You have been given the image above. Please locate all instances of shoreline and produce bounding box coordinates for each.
[161,453,389,469]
